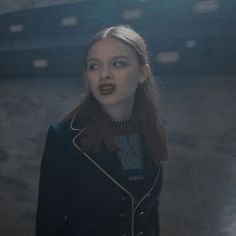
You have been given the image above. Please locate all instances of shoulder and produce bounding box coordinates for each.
[48,111,84,138]
[49,119,70,137]
[41,113,83,161]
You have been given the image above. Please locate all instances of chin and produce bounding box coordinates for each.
[97,94,134,108]
[96,97,121,106]
[98,100,119,107]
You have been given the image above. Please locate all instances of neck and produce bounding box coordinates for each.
[101,97,135,121]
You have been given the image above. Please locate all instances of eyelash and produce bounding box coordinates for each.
[113,61,127,68]
[87,61,127,71]
[88,63,99,71]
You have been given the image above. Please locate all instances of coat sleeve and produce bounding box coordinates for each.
[35,124,68,236]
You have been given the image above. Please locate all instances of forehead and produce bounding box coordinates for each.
[87,37,137,60]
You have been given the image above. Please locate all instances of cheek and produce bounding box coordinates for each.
[125,70,141,86]
[119,75,139,96]
[86,78,100,99]
[86,76,96,89]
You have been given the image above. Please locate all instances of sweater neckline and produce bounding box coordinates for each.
[112,119,137,135]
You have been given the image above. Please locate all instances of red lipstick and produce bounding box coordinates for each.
[99,83,116,95]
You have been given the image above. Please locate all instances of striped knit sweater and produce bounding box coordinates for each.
[112,120,146,198]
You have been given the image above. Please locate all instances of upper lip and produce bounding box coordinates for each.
[99,83,116,90]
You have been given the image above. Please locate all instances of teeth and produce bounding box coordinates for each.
[101,87,113,90]
[99,84,116,95]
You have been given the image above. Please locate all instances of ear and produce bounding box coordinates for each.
[139,64,151,83]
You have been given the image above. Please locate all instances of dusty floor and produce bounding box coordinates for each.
[0,74,235,236]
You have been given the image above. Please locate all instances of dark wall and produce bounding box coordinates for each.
[0,0,236,77]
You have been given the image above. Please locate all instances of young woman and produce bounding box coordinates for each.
[36,25,168,236]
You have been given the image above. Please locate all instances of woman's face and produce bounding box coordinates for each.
[85,37,147,113]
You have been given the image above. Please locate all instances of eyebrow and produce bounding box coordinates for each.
[87,55,129,62]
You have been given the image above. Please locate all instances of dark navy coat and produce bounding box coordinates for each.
[36,114,163,236]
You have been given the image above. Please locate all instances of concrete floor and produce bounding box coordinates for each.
[0,74,235,236]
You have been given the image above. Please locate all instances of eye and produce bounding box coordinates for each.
[113,61,127,68]
[87,63,99,71]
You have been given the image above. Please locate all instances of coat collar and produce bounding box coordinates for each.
[69,111,161,202]
[69,111,86,132]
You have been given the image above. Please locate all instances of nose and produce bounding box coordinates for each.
[99,64,112,81]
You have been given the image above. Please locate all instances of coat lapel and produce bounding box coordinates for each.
[69,112,161,198]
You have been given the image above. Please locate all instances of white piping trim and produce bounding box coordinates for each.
[71,124,135,236]
[132,168,160,235]
[69,111,83,131]
[69,112,161,236]
[72,133,134,198]
[70,112,134,196]
[135,167,160,211]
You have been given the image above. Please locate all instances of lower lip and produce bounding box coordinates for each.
[99,88,116,95]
